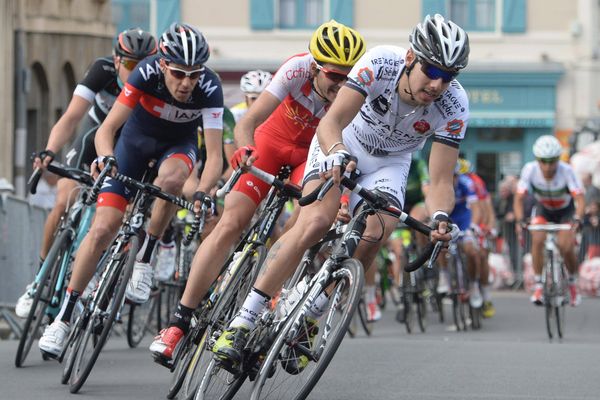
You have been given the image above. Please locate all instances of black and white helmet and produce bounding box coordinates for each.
[159,23,209,66]
[409,14,469,70]
[240,70,273,94]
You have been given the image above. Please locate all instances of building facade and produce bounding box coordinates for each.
[3,0,600,195]
[1,0,114,195]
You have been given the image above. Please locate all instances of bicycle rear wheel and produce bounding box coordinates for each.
[15,228,71,367]
[193,245,266,400]
[416,294,427,333]
[69,236,138,393]
[251,258,363,400]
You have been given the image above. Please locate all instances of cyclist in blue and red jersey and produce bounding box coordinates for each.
[457,158,498,317]
[38,23,224,357]
[437,163,481,308]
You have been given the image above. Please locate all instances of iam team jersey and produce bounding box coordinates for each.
[73,57,121,123]
[259,52,329,147]
[451,174,478,231]
[517,161,584,210]
[117,54,224,140]
[344,45,469,156]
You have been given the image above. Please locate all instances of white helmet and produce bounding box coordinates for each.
[533,135,562,159]
[240,70,272,94]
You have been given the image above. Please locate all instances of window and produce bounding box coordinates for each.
[449,0,496,32]
[278,0,324,29]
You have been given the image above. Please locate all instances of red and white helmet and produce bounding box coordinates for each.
[240,70,272,94]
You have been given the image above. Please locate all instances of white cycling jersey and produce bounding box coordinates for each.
[343,45,469,156]
[517,161,584,210]
[304,45,469,211]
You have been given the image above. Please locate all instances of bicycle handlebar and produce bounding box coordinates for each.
[299,175,460,272]
[28,162,94,195]
[183,194,214,245]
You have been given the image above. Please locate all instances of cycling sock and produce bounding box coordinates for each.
[306,292,329,320]
[169,302,195,334]
[162,226,175,244]
[569,275,578,285]
[137,231,158,263]
[481,285,492,302]
[56,288,81,323]
[365,285,376,303]
[230,287,270,330]
[534,275,542,284]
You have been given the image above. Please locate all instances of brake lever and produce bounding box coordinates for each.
[426,223,460,269]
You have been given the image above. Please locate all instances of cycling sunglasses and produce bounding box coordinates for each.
[537,157,560,164]
[120,58,139,71]
[418,58,459,83]
[166,64,204,80]
[316,64,348,84]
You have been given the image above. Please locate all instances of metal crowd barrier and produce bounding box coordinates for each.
[0,194,48,338]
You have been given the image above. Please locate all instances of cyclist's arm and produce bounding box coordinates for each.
[513,190,526,223]
[95,101,133,157]
[197,128,223,193]
[45,95,92,153]
[316,85,365,154]
[484,197,497,230]
[233,91,281,147]
[574,192,585,220]
[426,142,458,215]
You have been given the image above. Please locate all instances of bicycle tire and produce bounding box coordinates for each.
[356,297,372,336]
[192,245,267,400]
[69,236,138,393]
[470,305,481,330]
[544,303,554,340]
[61,311,88,384]
[416,294,427,333]
[250,258,363,400]
[126,289,159,348]
[180,328,211,400]
[166,322,206,399]
[556,304,565,339]
[403,292,414,334]
[15,228,71,368]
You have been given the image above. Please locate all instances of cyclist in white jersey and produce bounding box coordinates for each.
[514,135,585,306]
[212,14,469,368]
[231,70,273,123]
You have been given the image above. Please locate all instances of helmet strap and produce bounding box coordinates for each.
[311,71,330,103]
[401,60,417,102]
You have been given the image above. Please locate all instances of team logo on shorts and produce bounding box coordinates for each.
[357,67,375,87]
[445,119,464,136]
[413,120,430,134]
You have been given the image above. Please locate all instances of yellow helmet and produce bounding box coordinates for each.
[309,20,366,67]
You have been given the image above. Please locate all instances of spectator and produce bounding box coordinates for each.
[582,172,600,212]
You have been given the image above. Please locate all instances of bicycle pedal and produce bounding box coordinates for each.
[152,352,174,370]
[40,349,59,361]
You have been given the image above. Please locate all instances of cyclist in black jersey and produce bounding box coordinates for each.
[15,28,157,319]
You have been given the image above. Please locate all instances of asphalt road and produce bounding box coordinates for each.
[2,290,600,399]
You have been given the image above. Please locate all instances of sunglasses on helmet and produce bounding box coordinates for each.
[315,64,348,83]
[120,58,140,71]
[418,58,459,83]
[166,64,204,80]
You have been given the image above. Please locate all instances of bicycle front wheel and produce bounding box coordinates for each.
[126,289,159,348]
[69,236,138,393]
[251,258,364,400]
[15,228,71,367]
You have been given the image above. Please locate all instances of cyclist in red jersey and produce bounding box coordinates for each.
[149,20,366,361]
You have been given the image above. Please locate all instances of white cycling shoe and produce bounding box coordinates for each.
[38,320,70,357]
[125,261,154,304]
[15,283,35,318]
